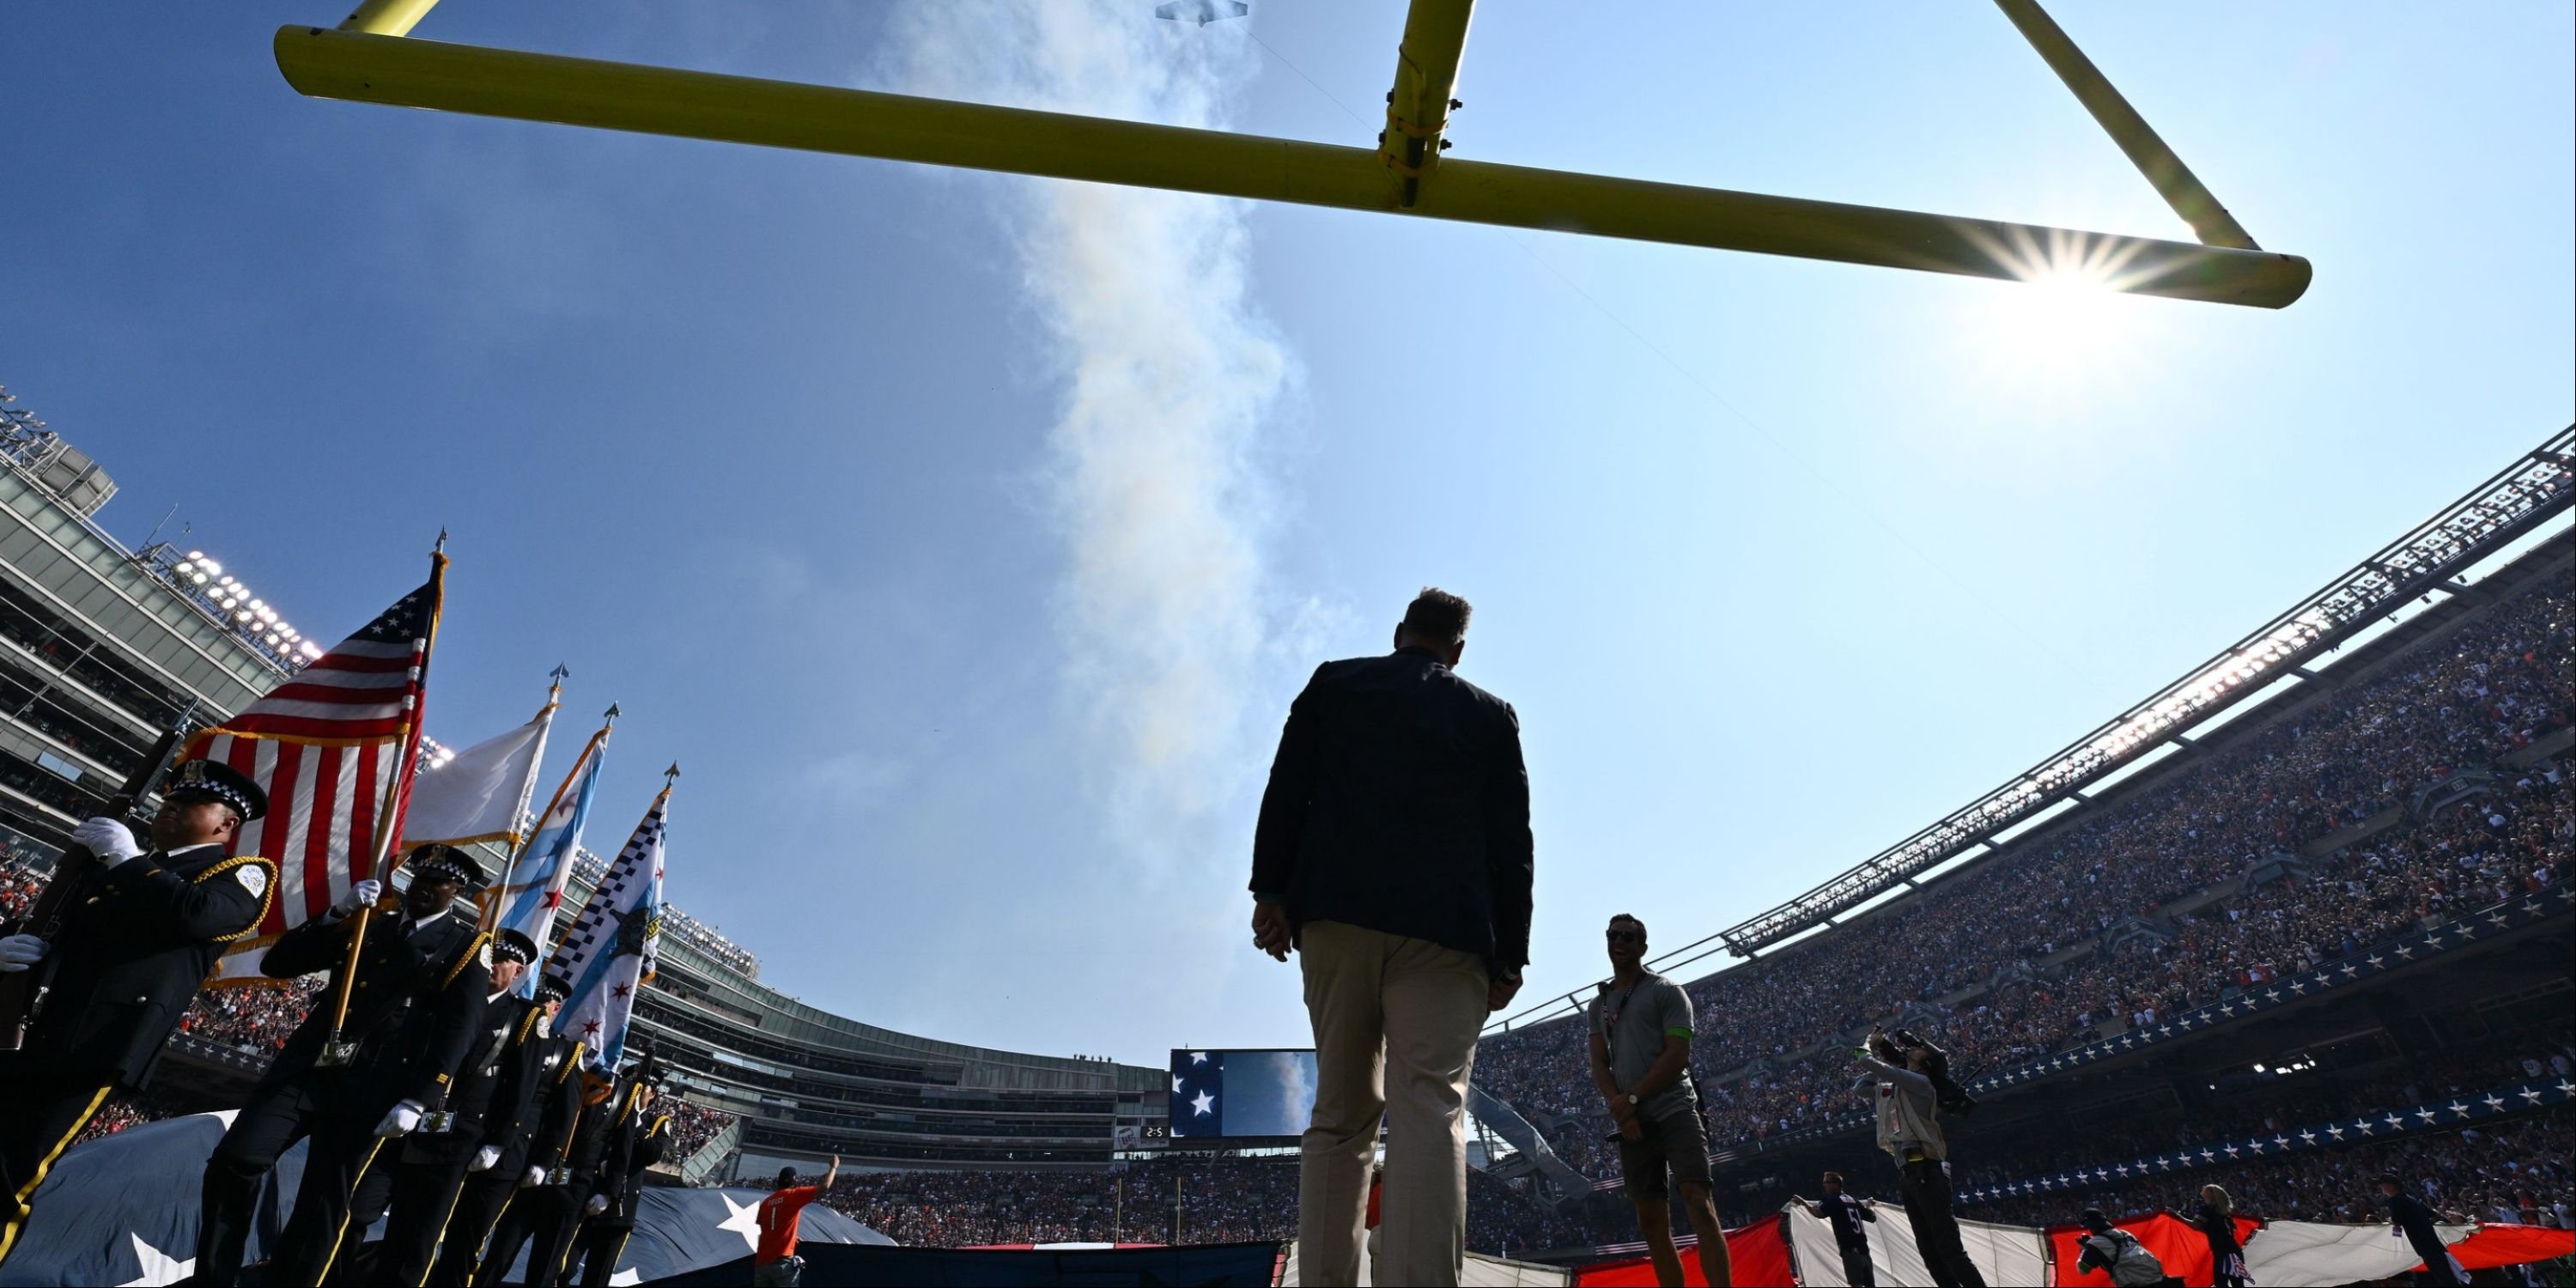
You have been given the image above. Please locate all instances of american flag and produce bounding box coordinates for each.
[190,559,444,962]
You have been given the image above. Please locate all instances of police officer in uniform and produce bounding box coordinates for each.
[565,1073,670,1288]
[331,928,548,1286]
[431,975,575,1288]
[477,1058,628,1288]
[196,844,493,1288]
[0,761,272,1267]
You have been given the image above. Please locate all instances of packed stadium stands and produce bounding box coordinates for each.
[1471,568,2573,1170]
[1965,1109,2576,1230]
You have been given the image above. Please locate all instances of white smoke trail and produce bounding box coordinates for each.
[878,3,1291,868]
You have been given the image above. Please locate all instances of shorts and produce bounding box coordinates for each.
[1616,1108,1712,1202]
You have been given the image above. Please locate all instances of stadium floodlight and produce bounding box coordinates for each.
[271,0,2310,307]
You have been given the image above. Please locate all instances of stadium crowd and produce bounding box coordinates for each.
[1965,1109,2576,1230]
[1473,580,2574,1167]
[817,1158,1590,1255]
[660,1098,737,1162]
[1954,1026,2576,1193]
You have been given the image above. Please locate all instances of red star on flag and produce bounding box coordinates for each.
[583,1019,601,1036]
[612,982,631,999]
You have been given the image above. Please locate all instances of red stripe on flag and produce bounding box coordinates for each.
[304,744,342,923]
[351,742,380,890]
[296,652,419,675]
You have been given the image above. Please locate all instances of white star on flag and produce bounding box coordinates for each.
[1190,1052,1209,1064]
[119,1235,192,1287]
[1191,1090,1216,1116]
[716,1193,764,1250]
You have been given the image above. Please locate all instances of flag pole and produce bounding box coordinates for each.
[320,537,448,1066]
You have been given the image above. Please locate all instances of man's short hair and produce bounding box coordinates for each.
[1823,1171,1844,1184]
[1401,587,1473,645]
[778,1167,799,1188]
[1608,912,1647,940]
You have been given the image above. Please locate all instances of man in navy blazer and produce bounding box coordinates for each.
[1251,586,1534,1287]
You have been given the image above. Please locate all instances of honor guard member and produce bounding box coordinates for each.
[470,1006,593,1288]
[0,761,272,1267]
[432,975,575,1288]
[479,1059,633,1288]
[332,928,547,1286]
[566,1074,671,1288]
[196,844,494,1288]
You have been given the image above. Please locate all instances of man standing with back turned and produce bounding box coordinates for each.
[1250,587,1534,1287]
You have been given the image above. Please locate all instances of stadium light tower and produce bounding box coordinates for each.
[276,0,2309,307]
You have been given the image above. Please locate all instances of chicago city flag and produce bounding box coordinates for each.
[491,720,607,999]
[195,559,443,981]
[548,782,667,1073]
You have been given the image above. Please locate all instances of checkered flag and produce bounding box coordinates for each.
[546,781,667,1073]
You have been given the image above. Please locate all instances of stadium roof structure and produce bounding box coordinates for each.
[274,0,2309,307]
[1573,426,2573,1007]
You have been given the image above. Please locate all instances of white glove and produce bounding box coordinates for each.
[470,1145,501,1173]
[333,878,383,917]
[374,1099,426,1137]
[0,934,46,973]
[522,1165,548,1189]
[73,817,143,866]
[585,1194,610,1218]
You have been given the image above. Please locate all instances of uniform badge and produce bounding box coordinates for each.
[477,939,495,969]
[235,866,270,898]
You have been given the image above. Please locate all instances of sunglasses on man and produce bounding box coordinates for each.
[1605,928,1643,944]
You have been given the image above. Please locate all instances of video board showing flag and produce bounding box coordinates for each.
[1167,1048,1317,1139]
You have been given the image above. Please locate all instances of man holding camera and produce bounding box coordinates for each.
[1857,1025,1984,1288]
[1590,914,1728,1288]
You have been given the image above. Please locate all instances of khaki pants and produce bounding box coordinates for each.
[1297,920,1487,1287]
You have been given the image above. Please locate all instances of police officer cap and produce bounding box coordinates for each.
[492,928,539,967]
[535,973,571,1003]
[165,759,268,822]
[408,843,485,890]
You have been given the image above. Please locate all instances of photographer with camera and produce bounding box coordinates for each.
[1856,1025,1984,1288]
[1589,914,1729,1288]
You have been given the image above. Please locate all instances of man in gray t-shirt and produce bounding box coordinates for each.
[1588,914,1727,1288]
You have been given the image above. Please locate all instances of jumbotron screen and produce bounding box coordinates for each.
[1169,1048,1316,1139]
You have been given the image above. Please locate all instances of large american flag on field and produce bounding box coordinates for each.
[190,559,444,972]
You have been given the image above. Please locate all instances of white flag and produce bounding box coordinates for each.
[403,702,556,849]
[548,787,667,1074]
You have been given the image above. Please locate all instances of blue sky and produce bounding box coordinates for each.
[3,1,2567,1066]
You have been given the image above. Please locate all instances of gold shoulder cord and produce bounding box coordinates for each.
[192,856,279,944]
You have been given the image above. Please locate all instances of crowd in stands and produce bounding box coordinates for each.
[1474,580,2574,1169]
[817,1158,1589,1255]
[660,1098,736,1162]
[1955,1027,2576,1194]
[1966,1109,2576,1230]
[178,977,325,1054]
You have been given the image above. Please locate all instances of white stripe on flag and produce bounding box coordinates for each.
[278,743,323,920]
[325,746,362,907]
[233,696,410,722]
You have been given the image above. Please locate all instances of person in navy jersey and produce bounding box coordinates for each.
[1798,1171,1879,1287]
